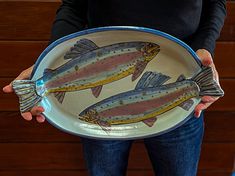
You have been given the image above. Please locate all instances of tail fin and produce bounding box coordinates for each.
[12,80,42,113]
[192,67,224,97]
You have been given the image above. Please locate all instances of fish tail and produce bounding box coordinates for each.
[12,80,42,113]
[192,67,224,97]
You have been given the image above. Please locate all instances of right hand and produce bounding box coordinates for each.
[2,65,45,123]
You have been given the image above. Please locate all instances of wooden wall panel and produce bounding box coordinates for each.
[0,1,60,40]
[219,2,235,41]
[207,79,235,111]
[214,42,235,78]
[204,111,235,142]
[0,41,47,77]
[0,0,234,176]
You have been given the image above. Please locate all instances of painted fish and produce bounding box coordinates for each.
[79,67,224,129]
[12,39,160,112]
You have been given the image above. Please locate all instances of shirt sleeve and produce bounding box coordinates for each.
[189,0,226,56]
[50,0,88,43]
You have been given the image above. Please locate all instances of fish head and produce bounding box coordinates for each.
[79,109,99,124]
[141,42,160,62]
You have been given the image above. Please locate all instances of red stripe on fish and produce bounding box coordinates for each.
[98,87,193,118]
[46,51,142,88]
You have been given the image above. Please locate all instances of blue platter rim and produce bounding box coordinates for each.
[31,26,202,139]
[31,26,201,78]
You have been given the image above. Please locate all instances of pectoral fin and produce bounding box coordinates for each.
[176,74,186,82]
[142,117,157,127]
[54,91,66,103]
[98,120,111,132]
[91,85,103,98]
[179,99,194,111]
[132,61,147,81]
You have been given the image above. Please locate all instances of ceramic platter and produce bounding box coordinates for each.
[29,26,202,139]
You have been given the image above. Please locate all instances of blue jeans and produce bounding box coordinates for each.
[81,114,204,176]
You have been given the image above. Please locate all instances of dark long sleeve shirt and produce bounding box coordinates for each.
[50,0,226,55]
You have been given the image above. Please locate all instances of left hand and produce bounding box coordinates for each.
[194,49,221,117]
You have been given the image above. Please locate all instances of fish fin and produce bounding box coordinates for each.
[98,120,112,132]
[12,80,42,113]
[91,85,103,98]
[192,67,224,97]
[53,91,66,104]
[43,68,53,76]
[64,38,99,60]
[135,71,171,90]
[142,117,157,127]
[132,61,147,81]
[176,74,186,82]
[179,99,194,111]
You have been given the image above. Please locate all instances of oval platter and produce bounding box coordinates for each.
[16,26,204,139]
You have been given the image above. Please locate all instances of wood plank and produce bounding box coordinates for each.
[199,143,235,170]
[1,78,234,111]
[214,42,235,78]
[0,1,233,41]
[0,170,232,176]
[1,111,235,143]
[0,111,80,143]
[0,143,234,171]
[204,111,235,142]
[219,2,235,41]
[198,171,233,176]
[0,1,60,40]
[0,41,48,77]
[0,143,86,170]
[207,79,235,111]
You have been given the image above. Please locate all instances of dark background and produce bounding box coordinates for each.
[0,0,234,175]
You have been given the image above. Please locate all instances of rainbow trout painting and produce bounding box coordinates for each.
[79,67,224,129]
[12,39,160,113]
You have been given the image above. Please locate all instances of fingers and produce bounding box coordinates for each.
[2,65,34,94]
[194,103,211,118]
[3,65,44,123]
[21,112,33,121]
[201,96,218,103]
[15,65,34,80]
[2,84,14,93]
[21,106,45,123]
[194,96,218,118]
[36,114,46,123]
[196,48,221,87]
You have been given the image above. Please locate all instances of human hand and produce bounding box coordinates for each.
[2,65,45,123]
[194,49,221,117]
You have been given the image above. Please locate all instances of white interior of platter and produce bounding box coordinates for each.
[32,29,201,139]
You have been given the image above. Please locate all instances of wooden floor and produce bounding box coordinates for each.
[0,1,235,175]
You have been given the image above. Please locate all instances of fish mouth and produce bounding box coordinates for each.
[79,109,99,124]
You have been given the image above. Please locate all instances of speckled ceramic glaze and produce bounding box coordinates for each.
[12,26,224,139]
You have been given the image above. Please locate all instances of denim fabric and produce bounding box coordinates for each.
[81,114,204,176]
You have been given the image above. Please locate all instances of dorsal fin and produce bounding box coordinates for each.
[64,39,99,60]
[43,68,53,76]
[176,74,186,82]
[135,71,171,90]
